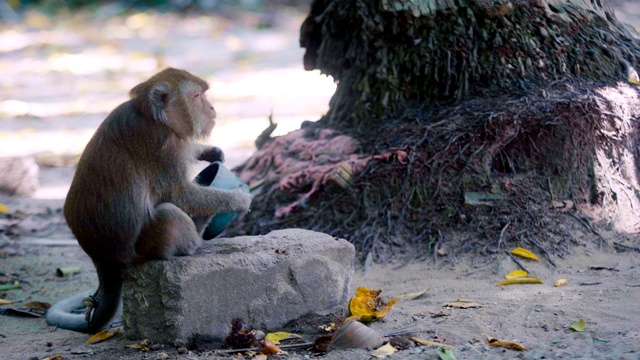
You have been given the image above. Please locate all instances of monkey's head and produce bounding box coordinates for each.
[129,68,217,140]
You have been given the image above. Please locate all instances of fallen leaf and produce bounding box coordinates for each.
[438,348,457,360]
[371,343,397,358]
[0,203,9,214]
[410,336,454,348]
[265,331,303,344]
[505,270,528,279]
[554,279,568,287]
[125,339,151,351]
[87,327,121,344]
[443,300,484,309]
[488,336,527,351]
[0,299,15,305]
[628,67,640,85]
[510,247,539,260]
[319,322,335,332]
[23,301,51,309]
[253,355,268,360]
[392,288,428,300]
[571,319,585,332]
[348,287,398,323]
[497,277,543,286]
[258,339,281,355]
[42,356,63,360]
[0,284,22,291]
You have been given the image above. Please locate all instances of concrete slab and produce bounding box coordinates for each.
[122,228,355,346]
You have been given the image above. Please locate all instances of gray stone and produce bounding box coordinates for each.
[122,228,355,346]
[0,156,39,195]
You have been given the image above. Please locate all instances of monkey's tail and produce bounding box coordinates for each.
[46,264,123,333]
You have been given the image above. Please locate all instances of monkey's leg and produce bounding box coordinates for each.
[191,214,215,237]
[135,203,203,260]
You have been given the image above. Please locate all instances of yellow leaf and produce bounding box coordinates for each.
[488,336,527,351]
[571,319,585,332]
[371,343,397,358]
[443,300,484,309]
[554,278,568,287]
[348,287,397,323]
[87,327,121,344]
[505,270,528,279]
[510,247,539,261]
[410,336,454,348]
[0,203,9,214]
[265,331,303,344]
[497,277,543,286]
[392,288,428,300]
[0,299,15,305]
[628,67,640,85]
[42,356,63,360]
[125,339,150,350]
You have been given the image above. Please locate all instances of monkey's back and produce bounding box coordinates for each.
[64,102,164,265]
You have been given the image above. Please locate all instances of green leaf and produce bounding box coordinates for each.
[571,319,585,332]
[438,348,457,360]
[0,284,22,291]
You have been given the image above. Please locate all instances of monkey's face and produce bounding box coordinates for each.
[192,90,216,138]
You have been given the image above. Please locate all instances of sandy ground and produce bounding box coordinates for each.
[2,2,640,360]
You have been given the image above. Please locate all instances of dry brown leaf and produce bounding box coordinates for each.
[87,327,121,344]
[554,279,568,287]
[0,299,15,305]
[23,301,51,309]
[42,356,63,360]
[497,277,543,286]
[125,339,151,351]
[371,343,397,358]
[443,300,484,309]
[488,337,527,351]
[409,336,454,348]
[392,288,428,301]
[258,339,282,355]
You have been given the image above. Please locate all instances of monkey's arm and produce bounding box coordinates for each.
[190,144,224,163]
[173,183,252,216]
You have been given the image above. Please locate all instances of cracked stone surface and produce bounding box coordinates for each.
[122,228,355,345]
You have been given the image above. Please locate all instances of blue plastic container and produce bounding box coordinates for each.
[194,161,250,239]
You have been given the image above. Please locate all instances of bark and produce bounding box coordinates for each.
[301,0,640,129]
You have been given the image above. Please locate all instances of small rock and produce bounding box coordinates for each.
[157,351,168,360]
[177,346,187,354]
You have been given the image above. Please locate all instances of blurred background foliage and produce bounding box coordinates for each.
[1,0,311,21]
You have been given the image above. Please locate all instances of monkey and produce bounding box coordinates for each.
[46,68,252,333]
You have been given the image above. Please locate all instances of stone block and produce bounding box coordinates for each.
[122,228,355,346]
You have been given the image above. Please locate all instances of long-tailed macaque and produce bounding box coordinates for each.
[46,68,252,333]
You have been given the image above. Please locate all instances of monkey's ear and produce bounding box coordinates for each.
[148,82,172,125]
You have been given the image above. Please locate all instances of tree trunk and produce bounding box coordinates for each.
[301,0,639,128]
[234,0,640,261]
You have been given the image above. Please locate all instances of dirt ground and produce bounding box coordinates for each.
[2,2,640,360]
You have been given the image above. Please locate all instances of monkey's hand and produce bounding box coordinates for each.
[198,146,225,163]
[230,187,253,213]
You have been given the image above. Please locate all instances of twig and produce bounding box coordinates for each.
[530,236,557,267]
[215,342,315,354]
[497,223,509,251]
[505,250,531,275]
[613,242,640,253]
